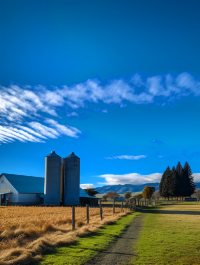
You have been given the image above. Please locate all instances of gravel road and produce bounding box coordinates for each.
[84,213,146,265]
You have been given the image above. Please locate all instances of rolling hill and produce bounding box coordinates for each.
[95,183,159,194]
[95,182,200,194]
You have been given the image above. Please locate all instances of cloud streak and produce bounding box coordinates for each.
[105,155,147,160]
[80,184,96,189]
[0,72,200,144]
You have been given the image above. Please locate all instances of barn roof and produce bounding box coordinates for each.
[1,173,44,194]
[79,188,97,198]
[1,173,97,198]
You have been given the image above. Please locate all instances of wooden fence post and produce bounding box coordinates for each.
[72,206,75,230]
[113,199,115,214]
[86,204,89,224]
[100,206,103,220]
[121,201,123,212]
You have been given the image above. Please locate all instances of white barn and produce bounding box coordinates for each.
[0,173,98,206]
[0,173,44,205]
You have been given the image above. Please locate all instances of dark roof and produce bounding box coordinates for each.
[46,151,60,157]
[79,188,97,198]
[66,152,79,158]
[2,173,44,194]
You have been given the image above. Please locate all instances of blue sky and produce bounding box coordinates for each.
[1,0,200,188]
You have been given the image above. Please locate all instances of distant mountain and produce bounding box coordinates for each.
[95,183,160,194]
[95,182,200,194]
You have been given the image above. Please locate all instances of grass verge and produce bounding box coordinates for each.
[38,212,139,265]
[132,203,200,265]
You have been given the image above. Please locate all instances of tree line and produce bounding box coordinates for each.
[159,161,196,199]
[84,161,197,202]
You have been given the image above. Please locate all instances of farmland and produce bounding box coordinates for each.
[0,206,129,264]
[132,203,200,264]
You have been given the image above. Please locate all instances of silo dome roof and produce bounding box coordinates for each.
[46,151,60,157]
[66,152,79,158]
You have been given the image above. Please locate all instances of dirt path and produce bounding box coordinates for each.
[84,213,146,265]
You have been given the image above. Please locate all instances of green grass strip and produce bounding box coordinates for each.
[38,212,139,265]
[131,204,200,265]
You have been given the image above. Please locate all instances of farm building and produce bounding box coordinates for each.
[44,151,80,205]
[0,151,98,206]
[0,173,44,206]
[0,173,97,206]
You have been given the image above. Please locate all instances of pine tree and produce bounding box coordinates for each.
[168,166,179,197]
[176,162,183,176]
[160,162,196,200]
[183,162,196,197]
[159,166,171,197]
[176,162,183,198]
[161,167,172,199]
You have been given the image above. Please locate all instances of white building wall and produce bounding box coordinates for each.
[0,174,41,205]
[0,174,18,203]
[18,193,40,205]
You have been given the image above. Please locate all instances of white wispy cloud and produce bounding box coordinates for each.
[0,72,200,144]
[80,184,96,189]
[98,172,162,185]
[16,125,48,139]
[97,172,200,185]
[105,155,147,160]
[0,126,44,143]
[28,122,59,139]
[67,112,78,117]
[45,119,82,138]
[193,174,200,182]
[0,84,82,144]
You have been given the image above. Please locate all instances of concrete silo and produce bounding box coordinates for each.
[44,151,61,205]
[64,152,80,205]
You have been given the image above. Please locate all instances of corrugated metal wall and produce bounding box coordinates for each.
[44,151,61,204]
[64,153,80,205]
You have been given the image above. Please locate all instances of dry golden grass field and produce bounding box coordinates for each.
[0,206,129,265]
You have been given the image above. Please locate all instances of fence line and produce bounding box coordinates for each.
[70,200,137,231]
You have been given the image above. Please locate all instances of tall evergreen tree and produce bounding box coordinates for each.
[183,162,196,196]
[160,167,179,199]
[159,166,171,197]
[168,166,179,197]
[176,162,183,197]
[176,162,183,176]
